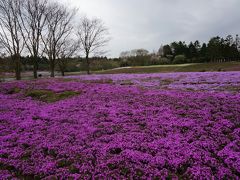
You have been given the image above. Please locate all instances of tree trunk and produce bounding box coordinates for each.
[58,62,65,76]
[14,54,21,80]
[86,54,90,75]
[50,60,55,77]
[61,70,65,76]
[33,56,38,79]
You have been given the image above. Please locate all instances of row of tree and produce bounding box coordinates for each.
[119,35,240,64]
[158,35,240,62]
[0,0,109,80]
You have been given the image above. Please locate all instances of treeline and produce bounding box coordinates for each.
[0,0,109,80]
[120,35,240,66]
[0,56,119,75]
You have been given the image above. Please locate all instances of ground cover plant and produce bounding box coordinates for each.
[0,72,240,179]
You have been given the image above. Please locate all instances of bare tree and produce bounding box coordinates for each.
[120,51,131,58]
[42,2,76,77]
[19,0,47,79]
[77,17,110,74]
[0,0,24,80]
[56,38,79,76]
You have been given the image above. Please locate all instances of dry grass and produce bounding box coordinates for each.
[96,62,240,74]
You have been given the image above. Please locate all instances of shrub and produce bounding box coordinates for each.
[80,60,120,71]
[120,59,129,67]
[25,90,79,103]
[166,55,174,61]
[7,87,21,94]
[123,56,152,67]
[191,57,200,63]
[100,60,119,70]
[173,55,187,64]
[158,57,171,65]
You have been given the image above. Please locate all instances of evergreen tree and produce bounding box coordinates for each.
[188,42,197,60]
[200,43,208,62]
[162,45,172,57]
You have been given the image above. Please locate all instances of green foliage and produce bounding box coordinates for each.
[4,87,21,94]
[163,45,172,56]
[7,87,21,94]
[188,42,198,59]
[120,59,129,67]
[79,59,120,72]
[150,56,171,65]
[65,65,81,72]
[207,36,223,60]
[120,167,130,176]
[124,55,152,66]
[190,57,200,63]
[69,165,79,174]
[91,60,119,71]
[171,41,188,56]
[25,90,79,103]
[118,56,152,67]
[58,91,78,99]
[173,55,187,64]
[107,163,117,170]
[158,57,171,64]
[200,43,208,61]
[56,159,72,168]
[166,55,174,61]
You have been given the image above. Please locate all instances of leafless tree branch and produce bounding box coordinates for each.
[77,16,110,74]
[41,2,76,77]
[0,0,24,80]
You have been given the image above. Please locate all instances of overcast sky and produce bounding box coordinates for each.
[60,0,240,57]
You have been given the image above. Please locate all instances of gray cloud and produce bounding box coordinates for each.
[60,0,240,57]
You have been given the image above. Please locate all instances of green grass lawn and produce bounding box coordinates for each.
[95,62,240,74]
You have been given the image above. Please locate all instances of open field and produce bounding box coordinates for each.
[96,62,240,74]
[0,72,240,178]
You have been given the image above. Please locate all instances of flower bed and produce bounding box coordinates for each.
[0,72,240,179]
